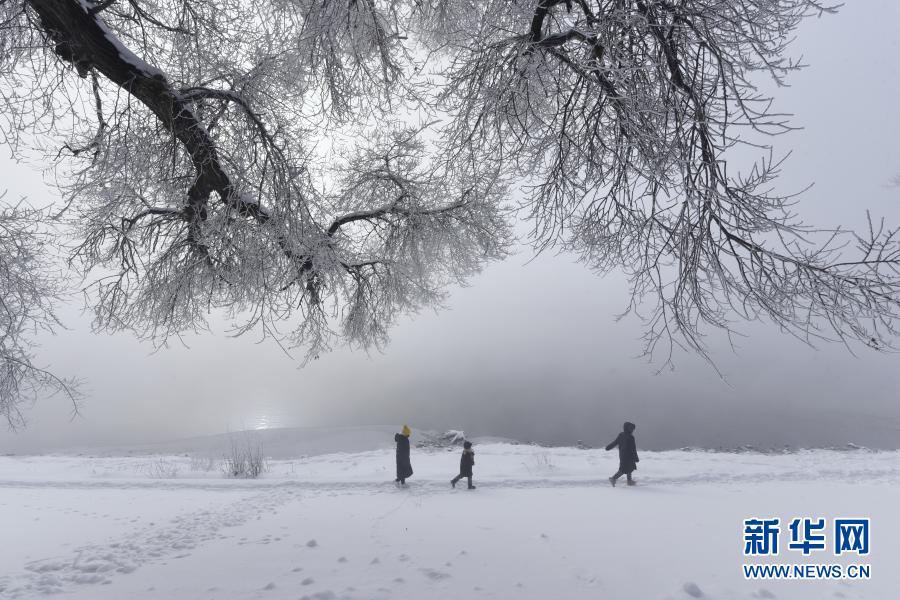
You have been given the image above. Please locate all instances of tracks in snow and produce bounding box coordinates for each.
[0,488,295,598]
[0,466,897,598]
[0,465,896,494]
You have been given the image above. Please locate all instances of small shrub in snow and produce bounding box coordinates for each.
[189,454,219,472]
[523,451,555,473]
[223,433,267,478]
[145,457,180,479]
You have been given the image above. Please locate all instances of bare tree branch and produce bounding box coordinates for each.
[1,0,898,406]
[419,0,900,365]
[0,0,510,375]
[0,195,79,429]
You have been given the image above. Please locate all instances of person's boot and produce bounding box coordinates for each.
[608,476,616,487]
[451,478,457,488]
[467,484,476,490]
[626,479,636,486]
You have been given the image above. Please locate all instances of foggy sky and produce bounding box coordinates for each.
[2,1,900,453]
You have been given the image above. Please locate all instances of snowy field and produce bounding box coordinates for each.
[1,429,898,600]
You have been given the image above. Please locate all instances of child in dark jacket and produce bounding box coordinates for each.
[606,421,639,487]
[451,441,476,489]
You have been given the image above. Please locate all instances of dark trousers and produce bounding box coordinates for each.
[452,474,473,487]
[611,470,633,483]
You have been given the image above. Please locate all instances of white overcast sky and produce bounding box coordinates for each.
[2,1,900,452]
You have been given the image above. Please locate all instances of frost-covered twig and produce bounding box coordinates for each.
[0,195,79,428]
[0,0,511,365]
[425,0,900,364]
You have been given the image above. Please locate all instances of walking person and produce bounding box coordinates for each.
[394,424,413,486]
[606,421,639,486]
[451,441,476,490]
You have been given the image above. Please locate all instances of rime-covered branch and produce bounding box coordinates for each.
[0,0,510,366]
[0,196,79,428]
[1,0,899,389]
[419,0,900,363]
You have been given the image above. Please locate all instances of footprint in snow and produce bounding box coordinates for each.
[370,557,380,565]
[301,577,315,586]
[306,539,318,548]
[753,589,776,599]
[682,581,704,598]
[262,582,276,591]
[300,592,336,600]
[420,568,451,581]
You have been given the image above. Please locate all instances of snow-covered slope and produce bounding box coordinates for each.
[1,429,897,599]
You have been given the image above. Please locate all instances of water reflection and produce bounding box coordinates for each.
[233,408,299,433]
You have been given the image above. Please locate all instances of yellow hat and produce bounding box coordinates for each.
[401,424,411,437]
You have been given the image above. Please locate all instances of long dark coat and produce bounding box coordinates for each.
[459,449,475,477]
[606,423,639,474]
[395,433,413,480]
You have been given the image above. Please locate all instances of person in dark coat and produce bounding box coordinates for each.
[451,441,476,489]
[395,424,413,486]
[606,421,639,486]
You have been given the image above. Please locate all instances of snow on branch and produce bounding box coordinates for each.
[422,0,900,363]
[0,196,79,428]
[0,0,509,364]
[1,0,899,378]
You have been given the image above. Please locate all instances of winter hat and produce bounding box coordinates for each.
[624,422,636,433]
[463,441,473,449]
[402,424,411,437]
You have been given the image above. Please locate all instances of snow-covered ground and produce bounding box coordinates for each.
[1,428,898,600]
